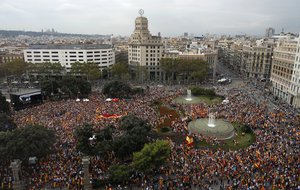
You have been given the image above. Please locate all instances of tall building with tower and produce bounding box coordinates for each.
[128,9,163,80]
[265,27,275,38]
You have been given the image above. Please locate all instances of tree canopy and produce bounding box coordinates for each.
[0,113,16,132]
[41,77,91,98]
[131,140,171,173]
[111,62,130,80]
[108,164,131,184]
[0,91,10,114]
[74,124,94,155]
[160,58,209,83]
[113,115,151,160]
[0,125,55,161]
[28,62,64,76]
[102,81,132,98]
[70,62,101,80]
[74,115,152,161]
[0,59,29,78]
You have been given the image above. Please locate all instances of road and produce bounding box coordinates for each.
[215,61,278,112]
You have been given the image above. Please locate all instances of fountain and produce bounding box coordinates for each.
[185,89,193,101]
[188,112,235,140]
[207,113,216,127]
[173,89,202,104]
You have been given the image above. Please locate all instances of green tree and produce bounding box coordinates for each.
[0,131,13,160]
[40,77,91,98]
[102,81,132,98]
[30,62,64,76]
[0,91,10,113]
[160,58,209,83]
[41,79,60,96]
[111,62,130,80]
[74,124,94,155]
[60,77,91,97]
[108,164,131,184]
[113,115,151,160]
[160,58,178,83]
[0,113,16,132]
[120,114,151,134]
[5,59,28,76]
[6,125,55,160]
[94,126,115,157]
[136,65,148,82]
[71,62,101,80]
[131,140,171,173]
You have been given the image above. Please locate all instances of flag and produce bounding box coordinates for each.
[185,135,194,146]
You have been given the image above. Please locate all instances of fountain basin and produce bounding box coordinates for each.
[188,119,235,140]
[173,96,202,104]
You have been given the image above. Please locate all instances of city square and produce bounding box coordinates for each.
[0,1,300,190]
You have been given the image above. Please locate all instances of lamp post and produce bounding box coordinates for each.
[10,159,23,190]
[82,156,92,190]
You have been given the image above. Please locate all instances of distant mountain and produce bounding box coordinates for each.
[0,30,108,38]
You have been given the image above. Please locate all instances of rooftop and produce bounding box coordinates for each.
[10,88,41,96]
[27,44,112,50]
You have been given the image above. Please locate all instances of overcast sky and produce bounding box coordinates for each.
[0,0,299,36]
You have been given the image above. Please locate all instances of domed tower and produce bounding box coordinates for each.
[134,15,150,35]
[128,9,163,81]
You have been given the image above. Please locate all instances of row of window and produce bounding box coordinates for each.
[26,50,111,54]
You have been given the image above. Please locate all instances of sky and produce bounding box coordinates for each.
[0,0,299,37]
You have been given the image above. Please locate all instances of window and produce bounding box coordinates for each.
[51,52,58,54]
[33,51,40,54]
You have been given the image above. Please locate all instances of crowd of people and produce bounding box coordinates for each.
[0,83,299,190]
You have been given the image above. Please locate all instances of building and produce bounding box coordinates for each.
[114,45,128,63]
[265,27,275,38]
[289,37,300,108]
[242,41,274,79]
[24,44,115,71]
[0,53,24,64]
[128,10,163,80]
[270,36,297,104]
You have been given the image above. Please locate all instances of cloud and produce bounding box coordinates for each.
[0,0,299,36]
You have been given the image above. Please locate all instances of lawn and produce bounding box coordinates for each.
[197,95,223,105]
[195,123,256,150]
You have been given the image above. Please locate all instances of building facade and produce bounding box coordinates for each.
[270,36,297,104]
[289,37,300,108]
[242,43,274,79]
[0,53,24,64]
[128,11,163,80]
[24,44,115,71]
